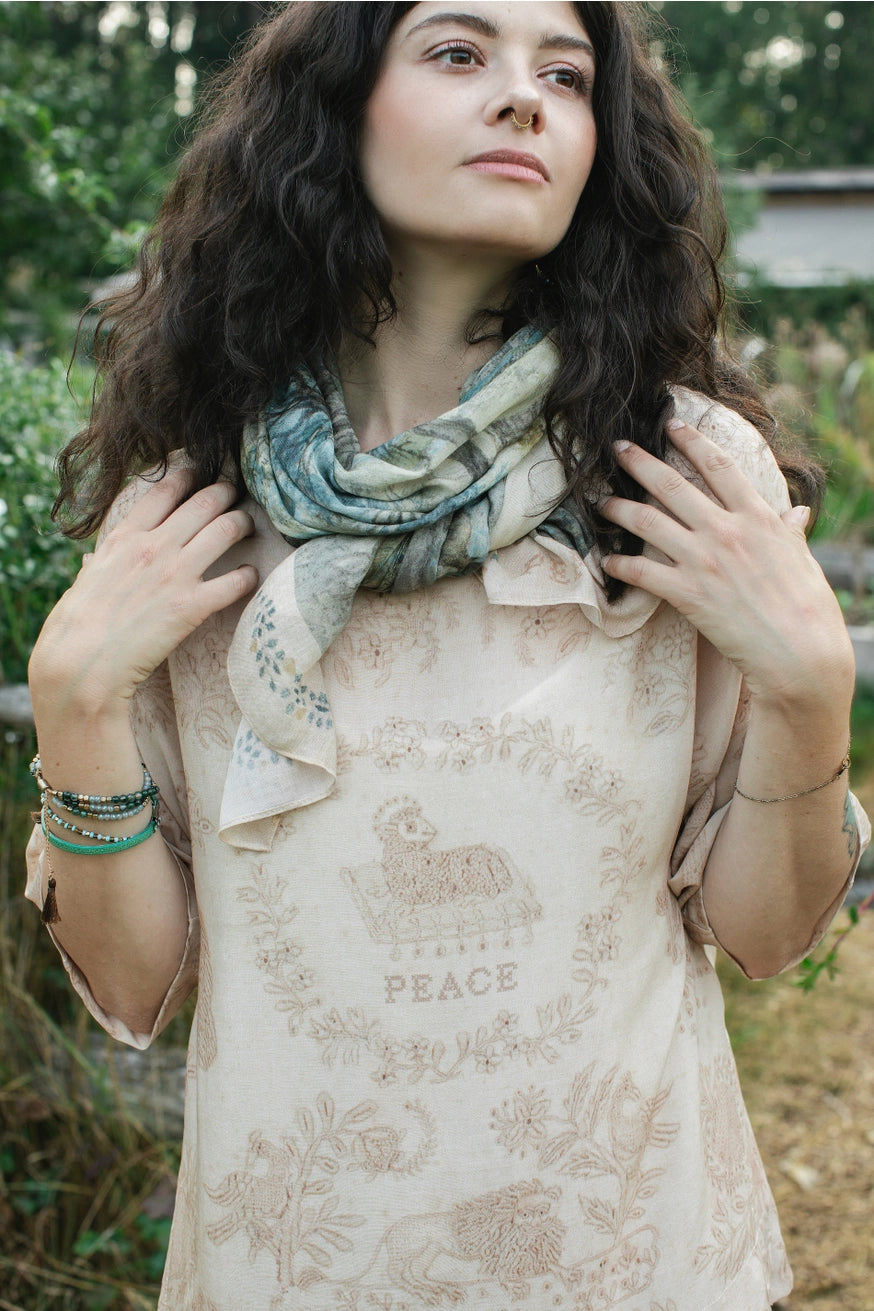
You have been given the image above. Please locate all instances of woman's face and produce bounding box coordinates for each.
[360,1,598,267]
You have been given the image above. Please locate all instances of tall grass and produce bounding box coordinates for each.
[740,308,874,549]
[0,727,182,1311]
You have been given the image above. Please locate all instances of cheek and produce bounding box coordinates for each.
[566,120,598,207]
[361,76,442,190]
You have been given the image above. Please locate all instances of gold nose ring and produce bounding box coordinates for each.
[511,111,534,130]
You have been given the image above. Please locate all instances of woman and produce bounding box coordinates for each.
[26,4,868,1308]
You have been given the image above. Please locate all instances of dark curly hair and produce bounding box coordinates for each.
[55,0,822,580]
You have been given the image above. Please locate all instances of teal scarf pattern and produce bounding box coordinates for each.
[222,327,592,848]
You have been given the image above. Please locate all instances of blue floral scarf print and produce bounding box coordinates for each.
[221,327,594,848]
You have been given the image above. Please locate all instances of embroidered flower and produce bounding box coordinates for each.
[491,1085,550,1157]
[371,720,426,772]
[255,939,302,973]
[475,1045,503,1075]
[357,631,388,670]
[522,609,556,641]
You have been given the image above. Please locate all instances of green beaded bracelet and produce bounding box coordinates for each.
[41,814,159,855]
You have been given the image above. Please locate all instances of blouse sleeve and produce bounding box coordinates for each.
[668,653,869,975]
[24,659,200,1050]
[665,388,871,974]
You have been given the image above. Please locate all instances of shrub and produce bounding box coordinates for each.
[0,351,89,684]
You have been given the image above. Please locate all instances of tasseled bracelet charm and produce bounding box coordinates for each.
[41,873,60,925]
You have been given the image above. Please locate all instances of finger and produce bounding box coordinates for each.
[782,504,811,534]
[116,465,198,533]
[157,481,244,549]
[195,564,260,619]
[612,439,717,531]
[599,494,692,563]
[601,549,683,607]
[182,507,256,577]
[662,420,765,513]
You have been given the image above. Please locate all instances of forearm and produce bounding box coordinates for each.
[701,682,858,978]
[30,679,190,1036]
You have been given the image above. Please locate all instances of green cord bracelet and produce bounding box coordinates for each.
[41,814,159,855]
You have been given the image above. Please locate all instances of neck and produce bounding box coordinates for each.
[337,244,518,452]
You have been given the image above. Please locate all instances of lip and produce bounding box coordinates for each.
[464,149,550,183]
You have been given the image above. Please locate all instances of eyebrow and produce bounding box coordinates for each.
[405,11,596,63]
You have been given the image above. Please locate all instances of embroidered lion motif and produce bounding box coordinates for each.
[350,1179,572,1304]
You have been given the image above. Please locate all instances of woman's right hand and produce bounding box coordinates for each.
[29,467,258,716]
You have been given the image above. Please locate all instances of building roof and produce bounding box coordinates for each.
[723,167,874,194]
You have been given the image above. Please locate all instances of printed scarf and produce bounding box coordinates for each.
[221,327,593,847]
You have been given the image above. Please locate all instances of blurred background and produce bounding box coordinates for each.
[0,3,872,1307]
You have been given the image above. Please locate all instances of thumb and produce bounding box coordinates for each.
[782,504,811,534]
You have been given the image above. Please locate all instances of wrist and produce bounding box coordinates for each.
[28,646,134,730]
[746,643,855,730]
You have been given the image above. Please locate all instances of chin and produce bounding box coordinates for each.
[430,217,565,260]
[460,232,561,262]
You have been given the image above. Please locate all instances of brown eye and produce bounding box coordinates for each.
[431,41,481,68]
[544,65,589,94]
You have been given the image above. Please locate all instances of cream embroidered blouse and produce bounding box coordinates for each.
[26,390,869,1311]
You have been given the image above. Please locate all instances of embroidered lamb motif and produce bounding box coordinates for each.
[374,797,513,904]
[340,797,542,959]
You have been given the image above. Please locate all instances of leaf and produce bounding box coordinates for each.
[297,1107,315,1139]
[297,1266,327,1288]
[316,1092,335,1130]
[538,1129,579,1167]
[301,1241,332,1267]
[579,1195,617,1236]
[302,1179,332,1195]
[566,1064,596,1122]
[536,1003,554,1029]
[342,1100,378,1127]
[315,1227,355,1253]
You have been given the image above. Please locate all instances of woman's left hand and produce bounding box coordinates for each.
[599,419,855,710]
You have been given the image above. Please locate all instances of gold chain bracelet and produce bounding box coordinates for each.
[733,749,850,805]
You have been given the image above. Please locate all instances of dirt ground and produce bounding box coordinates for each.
[720,904,874,1310]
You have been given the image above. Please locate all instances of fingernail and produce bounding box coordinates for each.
[666,418,684,431]
[614,440,631,453]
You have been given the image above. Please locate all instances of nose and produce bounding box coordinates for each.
[484,65,544,134]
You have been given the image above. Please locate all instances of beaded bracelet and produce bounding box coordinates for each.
[43,798,159,845]
[49,794,154,821]
[31,755,162,925]
[29,755,158,818]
